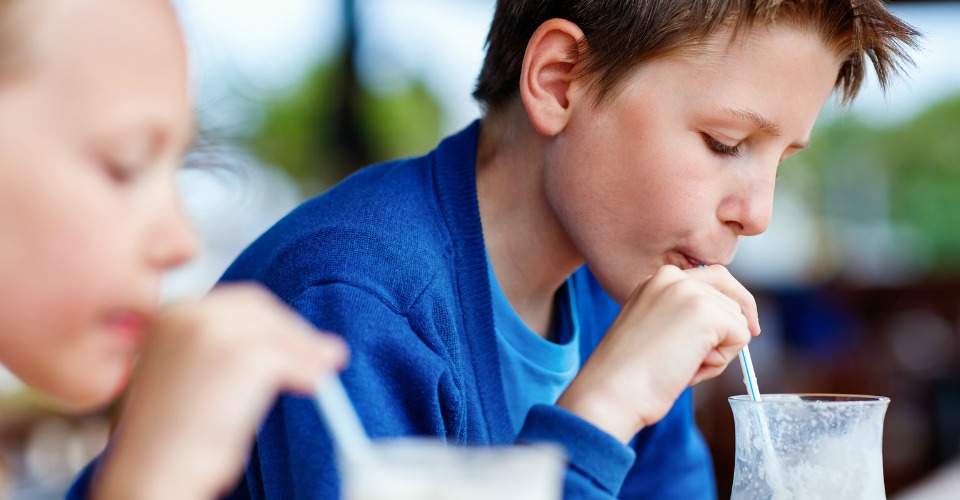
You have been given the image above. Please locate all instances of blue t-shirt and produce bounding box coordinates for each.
[488,258,580,434]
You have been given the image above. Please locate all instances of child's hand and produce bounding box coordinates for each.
[557,264,758,443]
[92,284,347,500]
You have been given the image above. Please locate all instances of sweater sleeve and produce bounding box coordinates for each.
[517,404,636,499]
[620,388,717,499]
[232,282,456,500]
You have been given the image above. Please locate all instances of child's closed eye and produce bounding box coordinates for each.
[101,157,145,185]
[96,133,158,184]
[701,133,742,158]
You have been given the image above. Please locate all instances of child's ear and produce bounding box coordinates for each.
[519,19,586,136]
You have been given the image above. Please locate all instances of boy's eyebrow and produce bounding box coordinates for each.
[719,105,810,150]
[720,106,782,137]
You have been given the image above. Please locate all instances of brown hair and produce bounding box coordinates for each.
[473,0,921,111]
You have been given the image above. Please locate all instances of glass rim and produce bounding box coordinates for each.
[728,393,890,404]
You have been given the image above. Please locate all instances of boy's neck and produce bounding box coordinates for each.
[476,104,584,339]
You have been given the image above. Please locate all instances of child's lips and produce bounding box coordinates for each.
[684,254,705,268]
[667,251,721,270]
[665,252,701,270]
[104,311,148,343]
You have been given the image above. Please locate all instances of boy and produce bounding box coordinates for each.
[223,1,918,498]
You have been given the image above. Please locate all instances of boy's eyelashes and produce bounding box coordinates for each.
[701,133,742,158]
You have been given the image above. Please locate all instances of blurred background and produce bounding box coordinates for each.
[1,0,959,498]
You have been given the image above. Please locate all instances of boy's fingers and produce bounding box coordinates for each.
[692,345,741,385]
[690,365,726,386]
[686,295,752,387]
[696,280,745,318]
[689,265,760,336]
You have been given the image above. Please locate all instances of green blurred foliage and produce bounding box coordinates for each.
[246,58,443,195]
[799,93,960,275]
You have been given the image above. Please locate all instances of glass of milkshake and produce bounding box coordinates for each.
[729,394,889,500]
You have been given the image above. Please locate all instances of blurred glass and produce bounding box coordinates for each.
[340,440,565,500]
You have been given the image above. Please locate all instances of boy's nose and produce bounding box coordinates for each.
[718,167,776,237]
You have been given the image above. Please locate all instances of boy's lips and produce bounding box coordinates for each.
[666,252,705,270]
[666,250,726,270]
[684,254,706,269]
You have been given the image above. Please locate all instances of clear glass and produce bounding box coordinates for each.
[728,394,889,500]
[340,439,566,500]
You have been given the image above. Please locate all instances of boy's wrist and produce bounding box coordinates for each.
[556,378,643,444]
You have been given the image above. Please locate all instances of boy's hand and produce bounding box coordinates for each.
[92,284,348,500]
[557,264,758,443]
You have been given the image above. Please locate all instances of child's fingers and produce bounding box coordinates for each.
[689,318,751,386]
[695,279,747,319]
[312,333,350,369]
[174,285,350,395]
[261,326,349,394]
[707,304,752,360]
[688,264,761,336]
[678,282,752,387]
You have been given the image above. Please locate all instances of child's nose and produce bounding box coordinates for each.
[718,167,776,237]
[147,200,198,270]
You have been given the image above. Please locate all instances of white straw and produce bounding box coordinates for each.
[738,346,762,402]
[314,376,374,464]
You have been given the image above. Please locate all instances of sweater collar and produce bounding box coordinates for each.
[431,120,513,443]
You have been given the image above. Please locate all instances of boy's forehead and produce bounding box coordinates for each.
[633,21,837,81]
[603,22,837,141]
[669,22,794,64]
[593,23,792,106]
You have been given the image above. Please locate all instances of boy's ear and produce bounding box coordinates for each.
[519,19,586,136]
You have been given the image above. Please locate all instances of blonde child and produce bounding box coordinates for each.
[0,0,347,498]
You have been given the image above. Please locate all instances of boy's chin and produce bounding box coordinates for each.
[588,264,655,307]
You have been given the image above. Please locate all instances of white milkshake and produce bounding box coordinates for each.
[340,439,566,500]
[729,394,889,500]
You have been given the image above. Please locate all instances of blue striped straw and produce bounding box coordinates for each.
[696,265,763,401]
[739,346,762,402]
[734,316,776,459]
[698,265,772,447]
[740,343,782,485]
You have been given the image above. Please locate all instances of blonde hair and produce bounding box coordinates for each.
[0,0,43,81]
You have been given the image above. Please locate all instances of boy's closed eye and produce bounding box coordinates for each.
[701,131,809,167]
[701,133,742,158]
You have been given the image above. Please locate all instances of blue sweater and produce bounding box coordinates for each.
[68,121,716,499]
